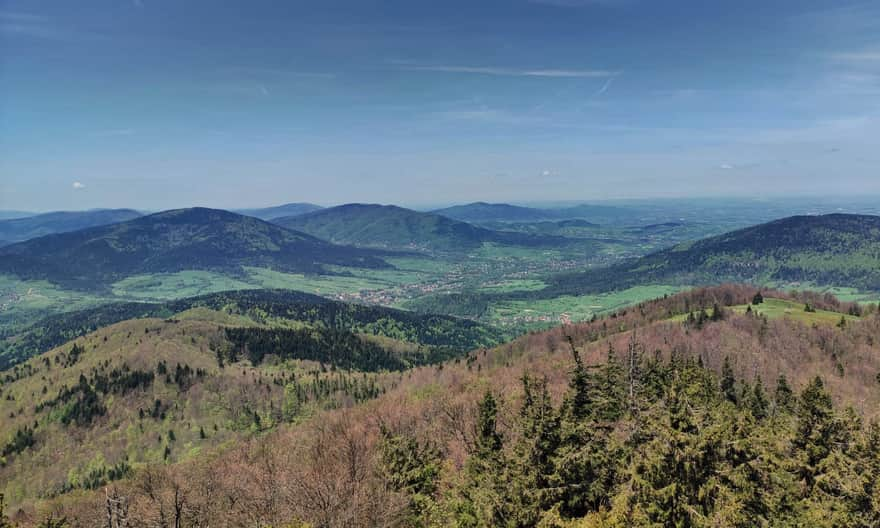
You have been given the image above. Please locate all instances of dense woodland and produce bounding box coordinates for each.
[539,214,880,297]
[0,289,504,371]
[1,285,878,526]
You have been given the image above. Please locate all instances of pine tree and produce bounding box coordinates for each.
[793,377,842,492]
[752,292,764,305]
[378,426,442,526]
[721,356,738,404]
[748,377,769,420]
[508,375,561,526]
[775,374,795,412]
[631,379,718,527]
[475,391,502,456]
[565,336,591,421]
[711,302,724,322]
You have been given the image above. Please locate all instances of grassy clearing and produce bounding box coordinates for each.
[669,297,861,326]
[734,298,861,325]
[112,271,257,299]
[0,275,106,331]
[808,286,880,305]
[245,267,388,295]
[477,279,548,293]
[487,285,684,329]
[471,243,568,261]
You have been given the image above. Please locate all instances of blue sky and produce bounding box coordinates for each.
[2,0,879,210]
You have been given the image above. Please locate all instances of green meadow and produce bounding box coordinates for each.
[487,285,684,329]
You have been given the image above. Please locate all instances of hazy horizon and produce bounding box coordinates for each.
[3,0,880,210]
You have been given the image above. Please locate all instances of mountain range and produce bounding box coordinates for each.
[0,208,388,291]
[233,202,323,221]
[0,209,142,246]
[542,213,880,296]
[432,201,635,224]
[272,203,576,252]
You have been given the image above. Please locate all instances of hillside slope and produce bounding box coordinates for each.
[543,213,880,296]
[272,203,574,253]
[431,202,555,223]
[0,289,506,370]
[0,208,389,291]
[7,285,880,525]
[0,209,142,246]
[234,202,323,221]
[0,288,505,508]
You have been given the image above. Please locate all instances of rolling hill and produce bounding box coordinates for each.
[272,203,576,253]
[0,209,142,246]
[542,213,880,296]
[234,202,323,221]
[0,208,389,291]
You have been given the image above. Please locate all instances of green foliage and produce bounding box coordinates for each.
[389,348,880,526]
[378,426,442,526]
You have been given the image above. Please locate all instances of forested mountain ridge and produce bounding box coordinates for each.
[233,202,323,221]
[540,213,880,297]
[0,209,142,246]
[0,208,390,291]
[0,289,505,370]
[430,202,556,223]
[4,285,878,526]
[271,203,577,253]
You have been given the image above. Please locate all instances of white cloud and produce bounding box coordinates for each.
[405,65,616,78]
[719,164,734,170]
[830,50,880,62]
[72,181,86,190]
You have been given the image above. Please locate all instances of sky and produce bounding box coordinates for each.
[1,0,880,211]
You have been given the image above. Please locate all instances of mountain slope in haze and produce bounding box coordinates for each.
[544,213,880,296]
[272,203,575,252]
[433,201,636,224]
[234,202,323,221]
[431,202,555,223]
[0,211,34,221]
[0,209,142,246]
[0,208,389,291]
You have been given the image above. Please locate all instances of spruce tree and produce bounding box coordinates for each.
[774,374,795,412]
[749,377,769,420]
[721,356,737,404]
[793,377,842,491]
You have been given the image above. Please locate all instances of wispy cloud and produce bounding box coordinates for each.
[0,10,102,41]
[593,74,618,96]
[404,64,617,78]
[72,181,86,190]
[827,49,880,63]
[94,128,136,137]
[0,11,60,39]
